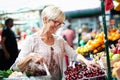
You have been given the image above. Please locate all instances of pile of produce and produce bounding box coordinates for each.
[109,39,120,60]
[76,32,105,56]
[108,29,120,41]
[64,61,105,80]
[76,28,120,56]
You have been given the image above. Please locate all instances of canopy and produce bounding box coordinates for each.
[65,8,102,18]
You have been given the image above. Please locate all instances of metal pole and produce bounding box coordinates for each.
[101,0,112,80]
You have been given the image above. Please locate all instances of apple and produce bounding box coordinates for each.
[109,52,114,60]
[117,47,120,53]
[113,47,118,54]
[112,54,120,60]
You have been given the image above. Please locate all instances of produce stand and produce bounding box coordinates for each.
[75,0,120,80]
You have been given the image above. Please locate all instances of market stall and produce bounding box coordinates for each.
[76,0,120,80]
[0,0,119,80]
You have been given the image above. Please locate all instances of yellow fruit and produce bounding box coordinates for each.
[115,0,120,2]
[113,61,120,68]
[114,1,120,11]
[112,68,117,77]
[76,47,80,53]
[93,49,98,54]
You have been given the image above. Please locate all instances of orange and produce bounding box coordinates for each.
[101,44,105,48]
[93,49,98,54]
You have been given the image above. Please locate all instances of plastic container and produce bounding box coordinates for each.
[81,75,106,80]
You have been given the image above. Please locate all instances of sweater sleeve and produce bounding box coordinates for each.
[58,36,77,62]
[10,35,34,70]
[61,37,88,64]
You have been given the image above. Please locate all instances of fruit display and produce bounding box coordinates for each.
[92,51,105,61]
[64,61,105,80]
[75,28,120,80]
[76,32,104,56]
[90,39,120,79]
[92,45,120,68]
[108,29,120,41]
[76,29,120,56]
[108,39,120,61]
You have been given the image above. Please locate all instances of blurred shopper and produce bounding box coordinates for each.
[62,25,75,48]
[108,18,116,32]
[96,20,103,33]
[31,26,37,34]
[1,18,19,70]
[79,24,89,46]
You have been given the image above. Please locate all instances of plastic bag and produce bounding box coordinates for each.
[16,53,51,80]
[4,63,51,80]
[24,62,45,76]
[28,63,51,80]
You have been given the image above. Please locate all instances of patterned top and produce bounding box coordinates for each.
[12,32,77,80]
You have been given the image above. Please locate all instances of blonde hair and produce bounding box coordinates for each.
[41,5,65,21]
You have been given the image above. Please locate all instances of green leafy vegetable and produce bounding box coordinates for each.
[0,69,13,79]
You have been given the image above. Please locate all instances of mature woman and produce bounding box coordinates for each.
[11,5,98,80]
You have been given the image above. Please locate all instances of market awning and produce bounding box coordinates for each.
[64,7,102,18]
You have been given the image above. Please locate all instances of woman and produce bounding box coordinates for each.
[11,5,99,80]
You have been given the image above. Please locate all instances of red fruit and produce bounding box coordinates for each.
[113,47,118,54]
[64,70,69,75]
[78,73,83,79]
[118,47,120,53]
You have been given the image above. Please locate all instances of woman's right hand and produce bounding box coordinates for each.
[31,53,47,65]
[17,53,47,71]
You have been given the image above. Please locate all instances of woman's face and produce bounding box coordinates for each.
[46,18,64,34]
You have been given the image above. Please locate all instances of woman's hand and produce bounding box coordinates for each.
[76,54,101,69]
[85,60,101,69]
[31,53,47,65]
[17,53,47,71]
